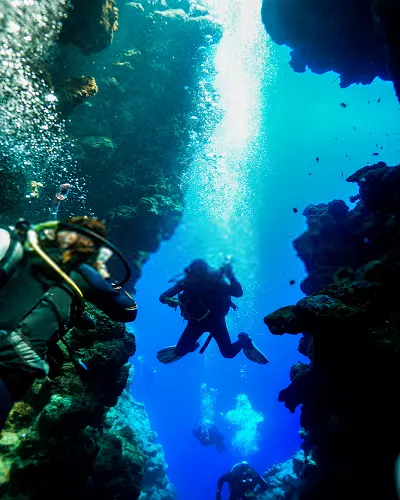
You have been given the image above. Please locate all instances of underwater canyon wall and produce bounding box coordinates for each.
[264,162,400,499]
[261,0,400,101]
[0,1,221,498]
[53,0,222,283]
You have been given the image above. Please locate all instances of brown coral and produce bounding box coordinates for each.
[56,76,98,115]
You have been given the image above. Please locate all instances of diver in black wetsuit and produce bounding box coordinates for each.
[0,216,138,430]
[157,259,268,365]
[216,462,268,500]
[192,419,227,452]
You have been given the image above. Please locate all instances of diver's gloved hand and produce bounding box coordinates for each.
[165,297,180,309]
[222,262,235,280]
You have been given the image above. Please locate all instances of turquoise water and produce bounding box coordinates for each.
[132,1,400,498]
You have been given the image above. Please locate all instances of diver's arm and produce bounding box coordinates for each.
[222,263,243,297]
[216,474,228,500]
[159,282,184,304]
[228,275,243,298]
[71,264,138,322]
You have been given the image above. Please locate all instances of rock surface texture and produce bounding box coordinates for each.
[264,162,400,499]
[261,0,400,100]
[0,306,142,499]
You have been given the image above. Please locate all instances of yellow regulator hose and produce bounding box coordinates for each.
[26,229,85,314]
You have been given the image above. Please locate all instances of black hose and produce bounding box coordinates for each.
[57,222,131,287]
[200,334,213,354]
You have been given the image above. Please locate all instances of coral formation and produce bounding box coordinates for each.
[257,452,305,499]
[264,162,400,499]
[60,0,119,55]
[0,306,142,499]
[56,76,99,115]
[261,0,400,100]
[107,371,176,500]
[51,0,223,284]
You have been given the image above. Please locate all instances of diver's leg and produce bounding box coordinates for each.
[211,319,243,359]
[175,321,204,357]
[0,378,13,431]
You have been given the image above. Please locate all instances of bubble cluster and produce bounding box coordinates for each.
[0,0,86,210]
[200,382,219,424]
[224,393,264,457]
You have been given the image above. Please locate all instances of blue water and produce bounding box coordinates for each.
[130,3,400,499]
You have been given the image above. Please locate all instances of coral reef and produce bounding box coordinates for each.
[107,371,176,500]
[56,76,99,115]
[60,0,119,55]
[264,162,400,499]
[257,452,305,499]
[51,0,222,284]
[0,305,142,499]
[261,0,400,99]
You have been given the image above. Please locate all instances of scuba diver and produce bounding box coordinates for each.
[192,419,227,453]
[216,461,268,500]
[0,216,138,430]
[157,258,268,365]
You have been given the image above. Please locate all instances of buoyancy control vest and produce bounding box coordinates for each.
[0,226,81,392]
[178,273,234,321]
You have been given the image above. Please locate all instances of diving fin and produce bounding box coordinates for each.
[238,333,269,365]
[157,346,183,364]
[243,343,269,365]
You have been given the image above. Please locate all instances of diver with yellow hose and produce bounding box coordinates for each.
[0,216,137,430]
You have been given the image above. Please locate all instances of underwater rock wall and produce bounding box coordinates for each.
[107,373,177,500]
[53,0,222,283]
[264,162,400,499]
[261,0,400,100]
[258,452,304,500]
[0,306,143,499]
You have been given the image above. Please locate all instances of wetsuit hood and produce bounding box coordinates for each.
[231,461,251,475]
[184,259,209,277]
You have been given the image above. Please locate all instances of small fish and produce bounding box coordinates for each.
[316,157,320,162]
[386,133,390,137]
[340,102,348,108]
[368,100,370,104]
[346,154,349,157]
[308,172,312,176]
[289,280,296,286]
[372,152,379,156]
[335,137,338,140]
[293,207,298,214]
[369,132,372,135]
[377,97,381,103]
[341,172,344,178]
[353,127,357,131]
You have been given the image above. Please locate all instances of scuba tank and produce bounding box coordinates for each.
[0,219,88,376]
